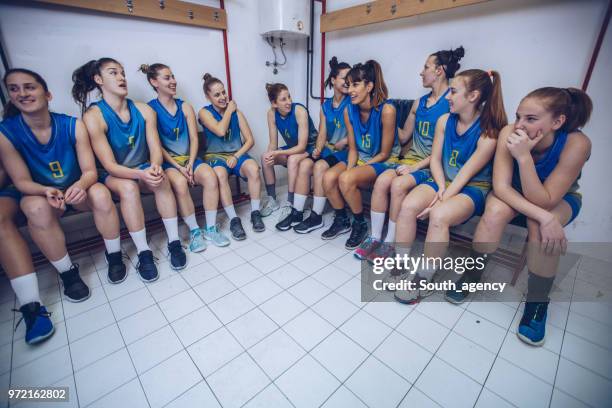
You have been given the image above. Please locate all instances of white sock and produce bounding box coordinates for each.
[294,194,307,212]
[162,217,180,243]
[50,253,72,274]
[312,196,326,215]
[104,237,121,254]
[416,264,436,281]
[205,210,217,229]
[370,211,386,240]
[384,221,396,243]
[251,199,261,212]
[224,206,237,220]
[10,273,41,306]
[129,228,151,253]
[183,213,200,231]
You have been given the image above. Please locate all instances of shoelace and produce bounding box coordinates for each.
[12,308,52,332]
[277,204,293,221]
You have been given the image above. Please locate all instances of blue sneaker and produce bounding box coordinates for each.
[189,229,207,253]
[204,225,230,247]
[517,301,548,346]
[137,250,159,282]
[14,302,55,345]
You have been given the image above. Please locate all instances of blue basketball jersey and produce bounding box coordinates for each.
[408,89,450,160]
[442,113,492,190]
[347,100,400,162]
[322,96,350,146]
[93,99,149,168]
[274,103,317,150]
[512,130,580,195]
[0,113,81,189]
[201,104,243,154]
[148,98,189,157]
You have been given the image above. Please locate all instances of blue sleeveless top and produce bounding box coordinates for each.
[408,89,450,160]
[0,113,81,189]
[512,130,580,195]
[148,98,189,157]
[274,103,317,149]
[93,99,149,168]
[321,96,350,146]
[442,113,492,190]
[201,104,243,154]
[347,100,400,162]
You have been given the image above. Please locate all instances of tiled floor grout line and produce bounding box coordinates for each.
[6,294,16,408]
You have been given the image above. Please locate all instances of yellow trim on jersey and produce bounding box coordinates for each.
[171,155,191,166]
[204,152,235,162]
[387,154,421,167]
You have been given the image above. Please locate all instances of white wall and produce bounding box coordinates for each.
[309,0,611,242]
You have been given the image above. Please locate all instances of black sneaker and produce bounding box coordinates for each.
[251,211,265,233]
[137,250,159,282]
[275,208,303,231]
[321,214,351,240]
[345,220,369,250]
[14,302,55,345]
[230,217,247,240]
[105,251,127,284]
[59,264,91,302]
[294,212,324,234]
[445,272,480,304]
[168,240,187,270]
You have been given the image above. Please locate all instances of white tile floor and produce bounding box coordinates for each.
[1,202,612,408]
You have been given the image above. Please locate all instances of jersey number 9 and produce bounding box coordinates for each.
[49,161,64,179]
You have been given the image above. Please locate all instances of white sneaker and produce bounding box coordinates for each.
[393,274,436,304]
[260,197,280,217]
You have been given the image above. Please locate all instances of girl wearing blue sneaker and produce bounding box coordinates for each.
[140,64,227,250]
[73,58,187,278]
[0,161,54,345]
[261,83,319,227]
[0,68,125,302]
[445,87,592,346]
[393,69,507,305]
[199,73,265,240]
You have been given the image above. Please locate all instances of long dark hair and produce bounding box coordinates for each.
[139,63,169,91]
[431,46,465,79]
[525,87,592,132]
[72,57,121,114]
[456,69,507,139]
[2,68,49,119]
[324,56,351,89]
[346,59,388,107]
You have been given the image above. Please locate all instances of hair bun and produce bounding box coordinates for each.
[452,46,465,60]
[202,73,212,81]
[265,83,273,92]
[329,56,338,69]
[139,64,149,74]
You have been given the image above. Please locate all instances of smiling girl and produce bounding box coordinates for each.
[444,87,592,346]
[73,58,187,281]
[392,69,507,305]
[141,63,228,250]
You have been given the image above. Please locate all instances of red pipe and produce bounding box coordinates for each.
[320,0,326,104]
[582,0,611,91]
[220,0,233,99]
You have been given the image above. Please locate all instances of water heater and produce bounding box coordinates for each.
[259,0,310,40]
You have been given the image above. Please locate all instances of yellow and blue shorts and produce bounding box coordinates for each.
[0,184,21,201]
[387,155,431,185]
[204,152,254,180]
[162,155,205,172]
[98,162,151,183]
[421,178,490,218]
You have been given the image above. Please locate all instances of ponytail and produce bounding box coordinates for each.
[324,56,351,89]
[71,57,120,114]
[139,63,169,91]
[3,68,49,119]
[431,46,465,79]
[347,59,388,107]
[456,69,507,139]
[525,87,592,132]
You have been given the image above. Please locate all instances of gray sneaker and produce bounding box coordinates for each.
[260,197,280,217]
[394,274,436,304]
[382,269,410,292]
[203,225,230,247]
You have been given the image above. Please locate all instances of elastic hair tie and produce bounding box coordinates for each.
[487,70,494,79]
